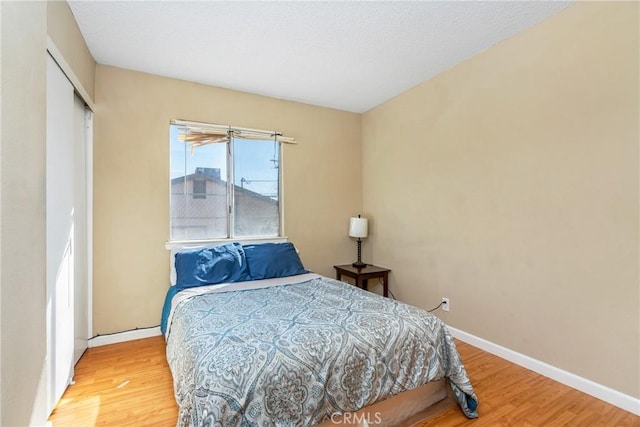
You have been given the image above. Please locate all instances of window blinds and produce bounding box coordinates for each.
[172,119,296,150]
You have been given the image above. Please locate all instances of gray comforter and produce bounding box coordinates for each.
[165,276,478,426]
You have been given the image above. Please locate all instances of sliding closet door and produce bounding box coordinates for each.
[46,54,76,412]
[46,53,91,414]
[73,95,89,365]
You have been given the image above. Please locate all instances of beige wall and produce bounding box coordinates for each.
[1,2,49,425]
[362,1,639,398]
[47,0,95,101]
[93,65,361,334]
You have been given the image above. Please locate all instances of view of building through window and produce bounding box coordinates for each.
[169,123,280,240]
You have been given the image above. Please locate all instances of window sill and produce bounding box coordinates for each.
[164,236,288,250]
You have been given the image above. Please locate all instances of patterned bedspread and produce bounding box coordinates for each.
[165,275,478,426]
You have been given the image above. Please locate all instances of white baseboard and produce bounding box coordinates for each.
[88,326,161,348]
[447,326,640,416]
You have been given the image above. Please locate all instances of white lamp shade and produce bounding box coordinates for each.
[349,217,368,238]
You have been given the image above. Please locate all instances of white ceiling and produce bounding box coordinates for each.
[69,1,572,113]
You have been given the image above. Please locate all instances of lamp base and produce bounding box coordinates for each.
[352,261,367,269]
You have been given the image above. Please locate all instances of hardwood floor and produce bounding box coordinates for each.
[48,336,639,426]
[49,336,178,426]
[419,341,638,427]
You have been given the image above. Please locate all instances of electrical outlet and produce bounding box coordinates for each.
[442,297,450,312]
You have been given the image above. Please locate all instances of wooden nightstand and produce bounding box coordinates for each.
[334,264,390,297]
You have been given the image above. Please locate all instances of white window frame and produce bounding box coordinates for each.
[167,120,295,248]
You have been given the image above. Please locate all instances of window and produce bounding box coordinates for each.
[170,120,294,241]
[192,179,206,199]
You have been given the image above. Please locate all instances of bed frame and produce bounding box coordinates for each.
[315,379,455,427]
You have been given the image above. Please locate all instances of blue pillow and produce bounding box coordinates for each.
[243,242,308,280]
[174,242,251,289]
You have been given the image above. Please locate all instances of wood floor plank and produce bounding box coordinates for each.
[48,336,639,426]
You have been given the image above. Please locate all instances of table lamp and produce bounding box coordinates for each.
[349,215,368,268]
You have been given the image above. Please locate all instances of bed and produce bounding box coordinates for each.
[162,242,478,426]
